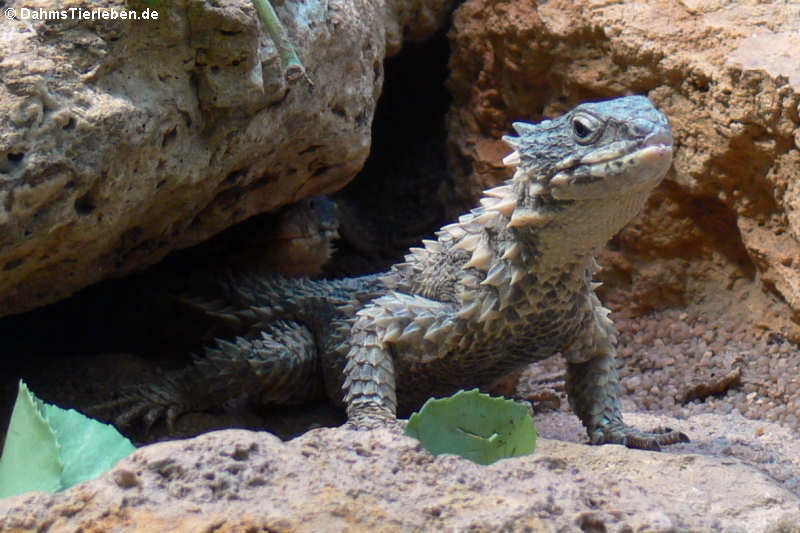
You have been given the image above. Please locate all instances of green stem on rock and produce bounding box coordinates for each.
[251,0,312,85]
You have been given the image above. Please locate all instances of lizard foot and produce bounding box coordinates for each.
[344,403,402,432]
[89,383,186,434]
[590,421,689,451]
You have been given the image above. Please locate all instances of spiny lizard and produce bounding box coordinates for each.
[97,95,688,450]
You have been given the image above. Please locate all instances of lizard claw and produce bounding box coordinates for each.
[89,386,185,435]
[590,422,689,451]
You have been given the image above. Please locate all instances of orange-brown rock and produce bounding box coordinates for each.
[445,0,800,339]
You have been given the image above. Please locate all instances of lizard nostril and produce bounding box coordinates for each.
[645,128,673,148]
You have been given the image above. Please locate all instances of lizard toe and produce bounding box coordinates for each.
[164,405,184,433]
[114,399,156,429]
[591,422,689,451]
[140,404,168,433]
[643,426,690,446]
[90,386,184,434]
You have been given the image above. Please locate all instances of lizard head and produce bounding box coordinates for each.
[502,95,673,202]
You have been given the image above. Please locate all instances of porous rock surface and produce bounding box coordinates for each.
[445,0,800,340]
[2,413,799,532]
[0,0,452,316]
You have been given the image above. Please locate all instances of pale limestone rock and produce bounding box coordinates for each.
[0,412,798,531]
[0,0,453,316]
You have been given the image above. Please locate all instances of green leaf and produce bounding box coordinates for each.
[405,389,536,465]
[42,400,136,489]
[0,381,62,497]
[0,380,135,498]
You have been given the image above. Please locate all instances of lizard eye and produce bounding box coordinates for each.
[570,113,602,144]
[573,118,592,139]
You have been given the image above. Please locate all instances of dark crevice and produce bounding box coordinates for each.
[326,29,452,276]
[3,258,23,271]
[311,165,330,177]
[225,168,247,183]
[74,192,97,215]
[0,152,25,174]
[330,105,346,119]
[162,127,178,149]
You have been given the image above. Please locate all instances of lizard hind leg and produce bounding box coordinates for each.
[91,320,323,434]
[243,320,325,405]
[566,352,689,451]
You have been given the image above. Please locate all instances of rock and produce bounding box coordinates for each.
[445,0,800,339]
[0,0,454,317]
[1,411,798,531]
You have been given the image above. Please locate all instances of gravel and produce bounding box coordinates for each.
[518,307,800,433]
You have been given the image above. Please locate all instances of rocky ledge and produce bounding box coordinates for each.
[1,411,798,532]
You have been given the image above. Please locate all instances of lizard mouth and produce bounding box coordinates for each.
[547,129,673,200]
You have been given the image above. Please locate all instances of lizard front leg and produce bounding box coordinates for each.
[565,337,689,450]
[342,311,398,429]
[341,292,459,429]
[561,289,689,450]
